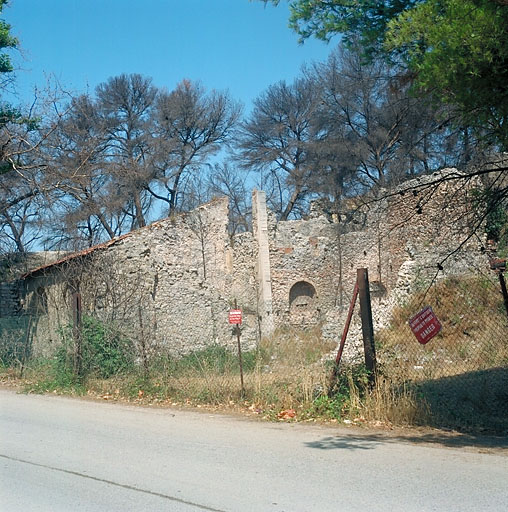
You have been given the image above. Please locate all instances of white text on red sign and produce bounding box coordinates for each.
[229,309,242,324]
[409,306,442,345]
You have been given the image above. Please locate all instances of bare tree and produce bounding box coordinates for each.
[153,80,241,215]
[207,162,251,236]
[41,93,122,248]
[237,76,321,220]
[42,74,159,248]
[32,77,242,250]
[96,73,158,229]
[0,85,72,254]
[0,175,42,252]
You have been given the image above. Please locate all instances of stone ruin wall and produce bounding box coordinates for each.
[263,192,383,358]
[90,196,260,355]
[263,169,487,359]
[23,197,259,358]
[15,168,488,360]
[228,231,259,338]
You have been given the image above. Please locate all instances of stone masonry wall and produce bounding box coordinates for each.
[264,169,487,359]
[17,168,487,361]
[23,197,259,358]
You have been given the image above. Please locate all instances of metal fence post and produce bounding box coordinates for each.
[498,272,508,321]
[357,268,377,386]
[328,280,359,395]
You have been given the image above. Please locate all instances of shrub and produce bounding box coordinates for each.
[58,316,134,379]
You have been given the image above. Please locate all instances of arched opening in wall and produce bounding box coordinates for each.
[289,281,316,305]
[289,281,319,326]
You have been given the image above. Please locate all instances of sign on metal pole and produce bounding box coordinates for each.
[230,302,245,397]
[229,309,242,325]
[409,306,442,345]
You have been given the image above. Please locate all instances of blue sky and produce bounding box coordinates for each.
[4,0,333,113]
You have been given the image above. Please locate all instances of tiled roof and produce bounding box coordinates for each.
[21,232,133,279]
[21,216,171,279]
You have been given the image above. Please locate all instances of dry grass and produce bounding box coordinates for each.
[0,325,434,428]
[4,275,507,433]
[49,325,424,427]
[377,275,508,380]
[359,377,429,426]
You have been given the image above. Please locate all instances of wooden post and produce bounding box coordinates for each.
[357,268,377,386]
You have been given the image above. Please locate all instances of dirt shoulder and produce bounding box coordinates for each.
[2,379,507,456]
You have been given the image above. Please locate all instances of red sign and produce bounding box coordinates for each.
[409,306,442,345]
[229,309,242,325]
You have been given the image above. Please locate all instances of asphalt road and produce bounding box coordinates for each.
[1,389,507,511]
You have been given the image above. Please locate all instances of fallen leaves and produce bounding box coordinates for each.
[248,404,263,414]
[277,409,296,420]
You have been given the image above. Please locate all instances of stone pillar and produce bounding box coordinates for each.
[252,190,274,337]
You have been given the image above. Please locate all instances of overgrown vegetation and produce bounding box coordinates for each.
[1,273,507,434]
[6,316,135,394]
[375,275,508,432]
[377,276,508,378]
[0,322,427,428]
[57,316,135,379]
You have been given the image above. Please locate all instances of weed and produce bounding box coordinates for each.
[311,394,346,419]
[22,358,86,395]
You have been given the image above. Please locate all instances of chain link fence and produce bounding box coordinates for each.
[374,268,508,431]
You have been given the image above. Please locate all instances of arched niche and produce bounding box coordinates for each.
[289,281,317,306]
[289,281,318,326]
